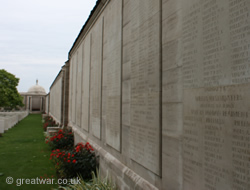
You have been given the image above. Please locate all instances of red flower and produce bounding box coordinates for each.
[72,159,76,163]
[67,160,70,163]
[71,154,74,157]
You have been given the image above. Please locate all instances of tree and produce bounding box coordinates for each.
[0,69,24,110]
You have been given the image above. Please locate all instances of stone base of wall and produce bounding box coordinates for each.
[72,126,158,190]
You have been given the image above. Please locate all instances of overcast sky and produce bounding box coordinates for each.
[0,0,96,93]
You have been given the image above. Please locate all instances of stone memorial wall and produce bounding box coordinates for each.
[56,0,250,189]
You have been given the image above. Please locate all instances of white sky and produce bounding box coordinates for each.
[0,0,96,93]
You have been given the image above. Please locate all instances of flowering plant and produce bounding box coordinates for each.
[46,129,74,150]
[50,142,98,180]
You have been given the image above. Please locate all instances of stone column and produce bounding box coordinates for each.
[40,96,43,112]
[29,97,32,112]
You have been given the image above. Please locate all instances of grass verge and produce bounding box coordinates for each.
[0,114,57,190]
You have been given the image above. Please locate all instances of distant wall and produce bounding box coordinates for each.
[50,73,63,124]
[0,111,29,133]
[49,63,69,126]
[60,0,250,189]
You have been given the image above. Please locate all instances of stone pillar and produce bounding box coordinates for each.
[40,96,44,112]
[29,97,32,112]
[63,61,70,127]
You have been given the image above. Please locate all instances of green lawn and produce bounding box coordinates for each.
[0,114,57,190]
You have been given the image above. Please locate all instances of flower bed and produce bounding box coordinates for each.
[46,129,74,150]
[45,128,98,182]
[50,142,97,180]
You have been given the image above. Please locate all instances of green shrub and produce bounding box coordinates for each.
[50,142,98,180]
[46,129,74,150]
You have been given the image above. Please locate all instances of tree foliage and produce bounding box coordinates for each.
[0,69,24,109]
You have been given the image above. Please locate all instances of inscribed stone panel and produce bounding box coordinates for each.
[183,84,250,190]
[69,58,74,123]
[72,55,77,124]
[182,0,250,89]
[81,36,91,132]
[103,0,122,151]
[90,20,103,139]
[76,48,83,127]
[182,1,250,189]
[127,0,161,175]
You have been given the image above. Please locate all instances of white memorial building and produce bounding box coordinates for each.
[20,80,46,113]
